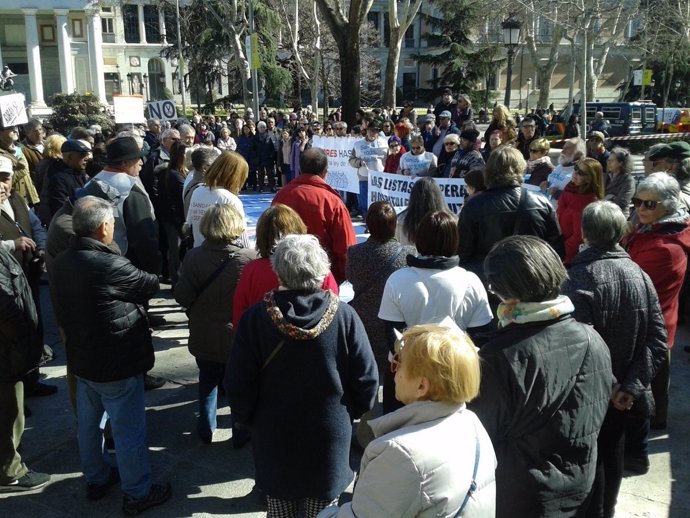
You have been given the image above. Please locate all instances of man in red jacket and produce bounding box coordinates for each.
[272,147,355,285]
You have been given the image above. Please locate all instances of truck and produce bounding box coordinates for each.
[560,101,657,136]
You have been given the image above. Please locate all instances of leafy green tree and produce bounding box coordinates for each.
[47,93,114,136]
[414,0,499,97]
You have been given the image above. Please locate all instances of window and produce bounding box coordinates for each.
[367,12,380,46]
[486,70,498,91]
[404,24,415,48]
[537,18,554,42]
[383,14,390,47]
[71,19,84,39]
[122,5,140,44]
[144,5,161,44]
[101,17,115,43]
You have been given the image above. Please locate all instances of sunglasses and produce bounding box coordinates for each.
[445,142,458,147]
[632,198,660,210]
[573,167,587,176]
[529,148,543,152]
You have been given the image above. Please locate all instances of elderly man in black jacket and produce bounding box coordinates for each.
[52,196,170,514]
[563,201,667,518]
[0,247,50,492]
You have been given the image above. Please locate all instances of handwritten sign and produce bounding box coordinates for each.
[312,136,360,193]
[0,93,28,128]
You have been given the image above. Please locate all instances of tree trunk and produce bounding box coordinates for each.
[339,34,361,125]
[311,0,321,114]
[384,28,403,108]
[567,37,576,113]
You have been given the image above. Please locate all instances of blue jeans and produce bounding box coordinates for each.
[195,359,225,438]
[76,375,151,499]
[358,180,369,219]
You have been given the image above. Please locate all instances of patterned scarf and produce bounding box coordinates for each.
[497,294,574,328]
[263,290,340,340]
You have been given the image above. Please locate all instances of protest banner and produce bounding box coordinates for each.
[147,100,177,121]
[368,171,468,214]
[0,93,28,128]
[113,94,146,124]
[312,136,360,193]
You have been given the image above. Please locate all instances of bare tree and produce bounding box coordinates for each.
[383,0,424,108]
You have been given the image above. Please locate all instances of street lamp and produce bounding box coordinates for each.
[143,73,149,100]
[502,17,521,109]
[526,78,532,114]
[126,72,133,95]
[115,64,122,94]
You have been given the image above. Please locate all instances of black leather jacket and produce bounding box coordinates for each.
[52,237,159,382]
[458,185,563,279]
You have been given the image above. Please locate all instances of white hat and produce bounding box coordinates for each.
[0,155,13,175]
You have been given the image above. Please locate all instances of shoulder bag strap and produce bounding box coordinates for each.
[455,422,480,517]
[188,255,232,309]
[350,245,405,303]
[260,338,286,371]
[512,186,529,236]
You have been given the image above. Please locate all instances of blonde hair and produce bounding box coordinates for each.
[204,151,248,194]
[199,203,245,243]
[485,146,525,188]
[530,137,550,153]
[443,134,461,145]
[44,134,67,159]
[398,324,480,404]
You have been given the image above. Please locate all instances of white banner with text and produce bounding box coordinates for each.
[368,171,468,214]
[312,136,361,194]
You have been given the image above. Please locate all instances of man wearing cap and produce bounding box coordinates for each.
[431,111,460,157]
[0,124,39,209]
[90,136,161,276]
[349,122,388,219]
[20,119,44,182]
[0,155,55,398]
[447,129,485,179]
[587,131,610,172]
[37,139,91,226]
[642,144,671,176]
[433,88,457,125]
[252,121,277,192]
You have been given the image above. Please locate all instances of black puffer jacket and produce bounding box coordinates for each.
[37,159,88,225]
[52,237,159,382]
[469,315,613,518]
[458,185,563,279]
[563,245,667,418]
[0,248,41,382]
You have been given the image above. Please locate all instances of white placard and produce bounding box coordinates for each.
[0,93,28,128]
[147,100,177,121]
[312,135,361,193]
[368,171,468,214]
[113,95,146,124]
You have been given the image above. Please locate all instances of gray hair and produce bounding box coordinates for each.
[484,236,567,302]
[609,147,634,176]
[568,137,587,161]
[161,128,180,141]
[72,196,114,237]
[147,118,160,129]
[677,157,690,182]
[116,130,144,150]
[191,147,218,170]
[271,234,330,291]
[636,173,682,215]
[581,201,627,249]
[23,118,42,132]
[178,124,195,137]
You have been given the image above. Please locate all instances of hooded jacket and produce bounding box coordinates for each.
[557,182,598,264]
[623,214,690,348]
[226,289,378,500]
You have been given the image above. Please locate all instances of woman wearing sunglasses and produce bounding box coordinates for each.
[557,157,605,264]
[318,324,496,518]
[623,173,690,435]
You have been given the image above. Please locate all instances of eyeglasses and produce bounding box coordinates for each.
[573,167,587,176]
[411,146,424,151]
[632,198,660,210]
[529,148,543,153]
[445,142,458,147]
[389,339,406,373]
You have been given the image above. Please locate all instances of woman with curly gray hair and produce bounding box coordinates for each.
[604,146,636,216]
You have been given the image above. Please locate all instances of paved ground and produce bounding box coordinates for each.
[2,191,690,517]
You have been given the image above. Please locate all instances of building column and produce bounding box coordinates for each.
[158,6,167,44]
[86,9,107,103]
[54,10,75,94]
[22,9,45,107]
[138,3,147,44]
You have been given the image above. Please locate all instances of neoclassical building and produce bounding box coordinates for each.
[0,0,188,112]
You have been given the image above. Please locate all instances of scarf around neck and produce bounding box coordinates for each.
[497,294,574,328]
[527,155,552,171]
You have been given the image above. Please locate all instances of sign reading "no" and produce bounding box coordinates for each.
[147,100,177,121]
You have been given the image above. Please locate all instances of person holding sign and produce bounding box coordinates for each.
[398,136,437,178]
[349,122,388,218]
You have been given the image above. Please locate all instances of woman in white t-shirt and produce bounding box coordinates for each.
[379,210,492,413]
[186,151,250,248]
[398,135,438,177]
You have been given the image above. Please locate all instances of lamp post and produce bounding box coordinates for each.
[126,73,133,95]
[502,17,521,109]
[115,64,122,94]
[525,78,532,115]
[143,73,148,100]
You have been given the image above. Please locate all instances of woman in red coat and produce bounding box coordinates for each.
[557,157,604,264]
[623,173,690,430]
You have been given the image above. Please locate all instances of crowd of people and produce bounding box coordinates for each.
[1,92,690,518]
